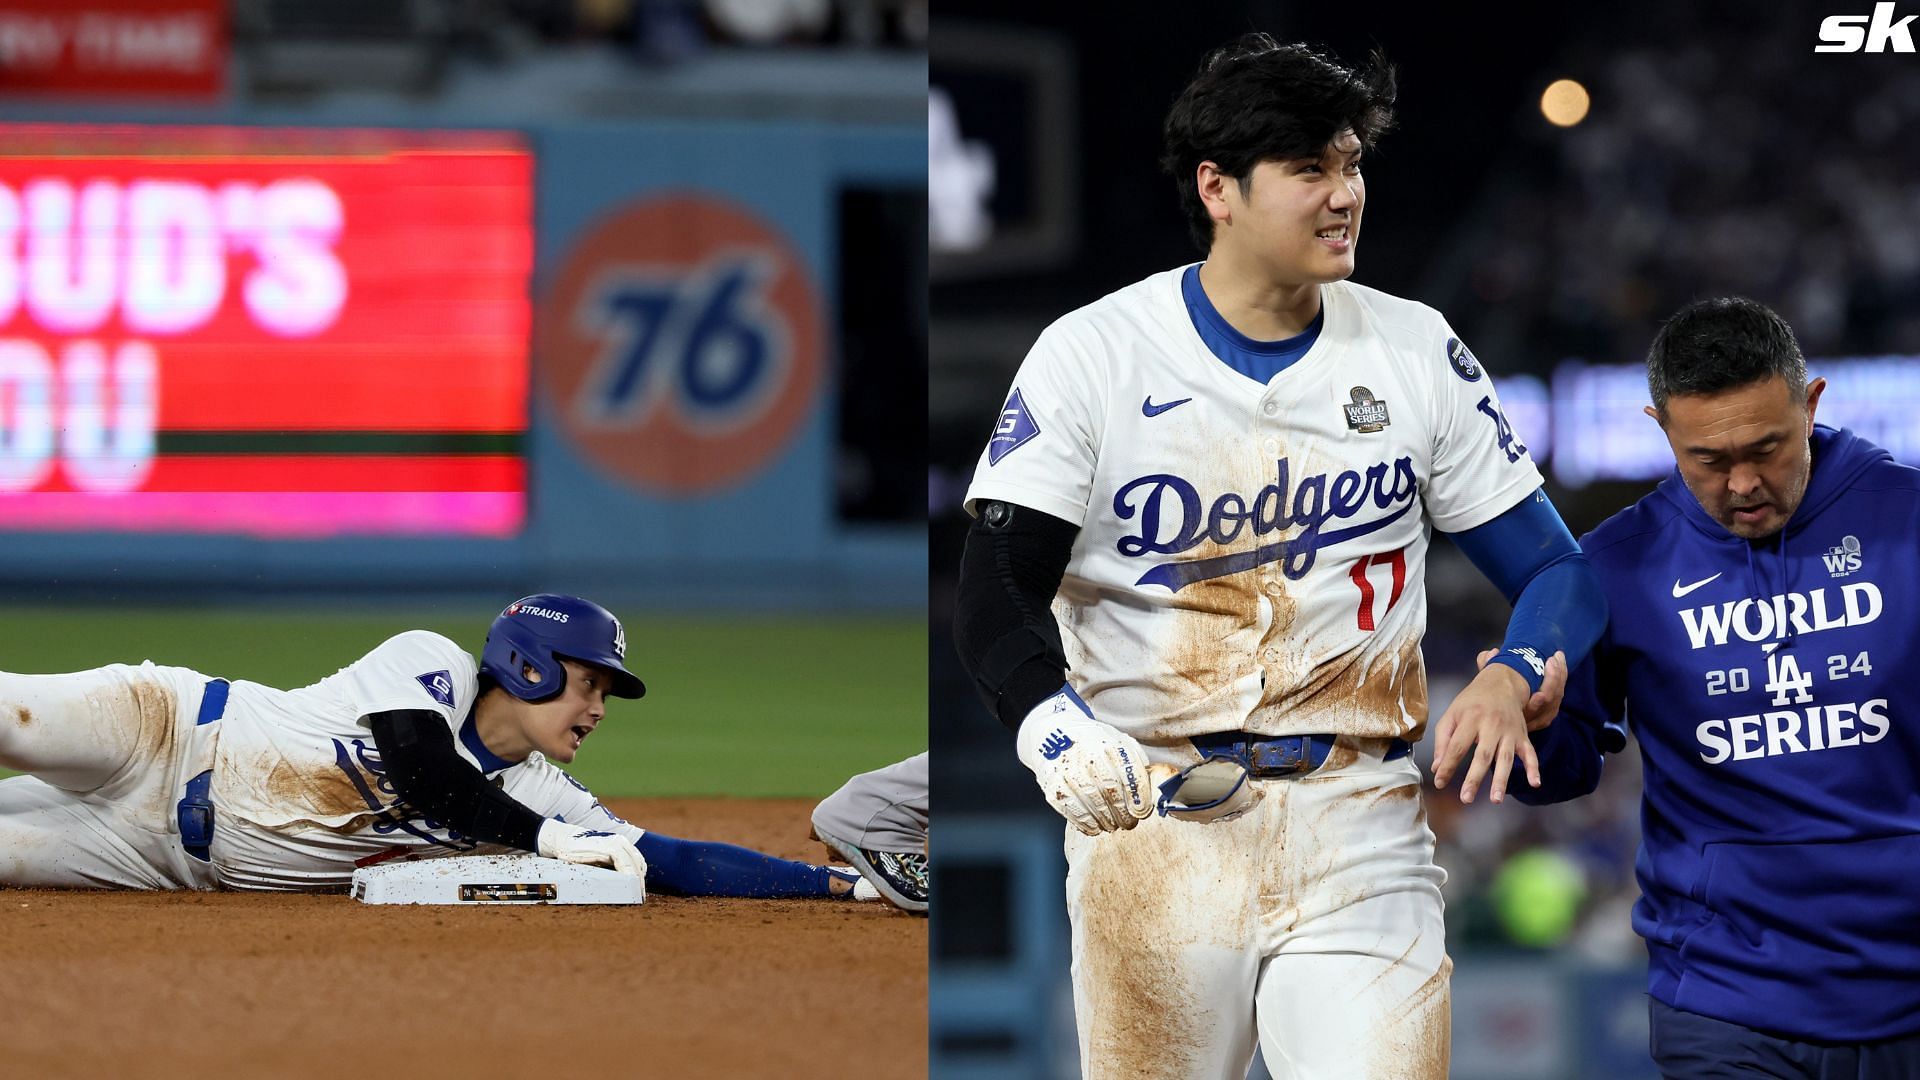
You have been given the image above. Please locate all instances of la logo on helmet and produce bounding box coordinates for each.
[612,618,627,660]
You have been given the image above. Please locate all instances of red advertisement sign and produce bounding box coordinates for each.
[0,124,533,537]
[0,0,226,101]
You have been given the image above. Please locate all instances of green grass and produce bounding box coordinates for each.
[0,607,925,799]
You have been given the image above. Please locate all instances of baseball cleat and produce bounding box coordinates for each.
[818,831,928,914]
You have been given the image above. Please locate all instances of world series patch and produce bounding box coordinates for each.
[1446,337,1483,382]
[1343,386,1390,433]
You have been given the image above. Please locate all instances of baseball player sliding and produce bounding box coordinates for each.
[954,36,1607,1079]
[0,593,878,901]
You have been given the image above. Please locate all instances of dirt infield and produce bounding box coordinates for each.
[0,798,927,1079]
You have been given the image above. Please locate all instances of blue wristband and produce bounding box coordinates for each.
[1488,648,1548,694]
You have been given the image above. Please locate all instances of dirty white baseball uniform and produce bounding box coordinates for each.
[0,631,642,892]
[966,269,1541,1080]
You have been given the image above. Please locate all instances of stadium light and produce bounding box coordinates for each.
[1540,78,1591,127]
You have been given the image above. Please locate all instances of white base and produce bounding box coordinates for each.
[350,855,645,906]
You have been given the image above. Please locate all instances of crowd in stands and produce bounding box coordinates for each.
[1459,13,1920,373]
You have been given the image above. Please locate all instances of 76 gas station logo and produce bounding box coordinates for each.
[537,194,823,496]
[573,253,788,432]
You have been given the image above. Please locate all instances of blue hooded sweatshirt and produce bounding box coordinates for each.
[1520,425,1920,1042]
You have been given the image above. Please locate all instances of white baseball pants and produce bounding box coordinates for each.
[0,662,220,890]
[1064,740,1450,1080]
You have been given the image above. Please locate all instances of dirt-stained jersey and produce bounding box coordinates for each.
[965,269,1542,743]
[210,630,640,887]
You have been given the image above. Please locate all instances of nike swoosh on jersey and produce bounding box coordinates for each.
[1142,396,1193,417]
[1671,572,1724,598]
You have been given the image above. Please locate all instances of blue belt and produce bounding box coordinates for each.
[1189,731,1412,777]
[176,678,229,863]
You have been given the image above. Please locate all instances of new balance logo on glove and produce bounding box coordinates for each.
[1040,731,1074,760]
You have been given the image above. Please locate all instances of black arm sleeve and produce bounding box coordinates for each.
[367,710,545,851]
[952,500,1079,732]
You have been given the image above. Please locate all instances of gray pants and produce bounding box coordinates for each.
[810,751,927,853]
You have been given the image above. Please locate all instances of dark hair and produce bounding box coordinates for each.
[1161,34,1396,253]
[1647,297,1808,415]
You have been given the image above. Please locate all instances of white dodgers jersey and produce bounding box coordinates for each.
[965,269,1542,744]
[210,630,641,889]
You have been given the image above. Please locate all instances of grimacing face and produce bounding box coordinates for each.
[1205,129,1365,286]
[1649,375,1827,540]
[519,657,611,764]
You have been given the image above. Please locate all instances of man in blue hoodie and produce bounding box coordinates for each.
[1519,297,1920,1076]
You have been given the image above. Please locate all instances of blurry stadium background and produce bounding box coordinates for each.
[0,0,926,802]
[927,2,1920,1077]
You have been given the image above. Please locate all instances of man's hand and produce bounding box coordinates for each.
[1430,659,1545,805]
[1476,648,1568,731]
[1015,687,1154,835]
[537,819,650,880]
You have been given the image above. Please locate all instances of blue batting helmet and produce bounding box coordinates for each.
[481,594,645,702]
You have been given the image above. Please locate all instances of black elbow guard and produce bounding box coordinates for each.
[367,709,544,851]
[953,500,1078,730]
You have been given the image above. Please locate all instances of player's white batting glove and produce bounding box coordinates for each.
[537,819,649,881]
[1015,685,1153,836]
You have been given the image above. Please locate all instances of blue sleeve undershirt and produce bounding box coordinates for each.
[1446,487,1608,694]
[635,831,840,898]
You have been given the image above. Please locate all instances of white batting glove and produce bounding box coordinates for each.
[1015,686,1153,835]
[537,819,649,881]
